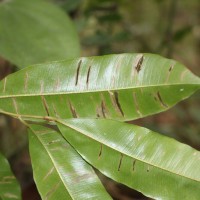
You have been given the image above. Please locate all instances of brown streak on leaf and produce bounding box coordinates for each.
[101,100,106,118]
[40,81,44,94]
[45,182,60,200]
[41,96,50,116]
[24,72,29,91]
[114,92,124,116]
[132,159,136,171]
[52,103,60,118]
[0,181,12,184]
[35,129,50,135]
[43,167,54,181]
[180,69,188,81]
[165,64,174,83]
[98,144,103,159]
[168,65,174,72]
[133,92,142,117]
[68,100,78,118]
[3,193,18,199]
[47,139,60,145]
[96,113,100,118]
[86,65,91,87]
[75,60,82,86]
[54,77,60,91]
[135,54,144,73]
[157,91,168,108]
[3,176,15,181]
[3,77,7,93]
[12,98,19,114]
[118,153,124,171]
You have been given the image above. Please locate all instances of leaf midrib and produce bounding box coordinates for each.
[0,83,198,99]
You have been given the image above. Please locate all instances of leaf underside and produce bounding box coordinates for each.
[0,152,21,200]
[29,124,112,200]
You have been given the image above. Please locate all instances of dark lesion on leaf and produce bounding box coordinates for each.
[135,55,144,73]
[118,153,124,171]
[168,65,174,72]
[98,144,103,159]
[101,100,107,118]
[156,91,168,108]
[41,96,50,116]
[75,60,82,86]
[114,91,124,117]
[12,97,19,114]
[147,165,150,172]
[68,100,78,118]
[132,159,136,171]
[86,65,91,87]
[52,103,60,118]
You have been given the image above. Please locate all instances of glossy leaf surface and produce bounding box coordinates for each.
[0,53,199,121]
[0,0,80,68]
[58,119,200,200]
[29,124,111,200]
[0,152,21,200]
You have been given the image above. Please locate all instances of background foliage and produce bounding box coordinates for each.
[0,0,199,199]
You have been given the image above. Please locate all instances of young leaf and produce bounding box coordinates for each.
[0,0,80,68]
[57,119,200,200]
[0,152,21,200]
[29,124,112,200]
[0,53,199,122]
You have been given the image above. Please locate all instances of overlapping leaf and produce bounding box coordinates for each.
[57,118,200,200]
[0,0,80,68]
[29,124,112,200]
[0,152,21,200]
[0,53,199,121]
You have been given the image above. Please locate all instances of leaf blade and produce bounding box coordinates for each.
[0,0,80,68]
[0,152,21,200]
[29,124,112,200]
[0,53,199,121]
[57,118,200,199]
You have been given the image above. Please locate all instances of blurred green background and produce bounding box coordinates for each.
[0,0,199,199]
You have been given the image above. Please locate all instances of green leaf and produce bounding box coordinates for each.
[0,152,21,200]
[0,0,80,68]
[29,124,112,200]
[57,118,200,200]
[0,53,199,121]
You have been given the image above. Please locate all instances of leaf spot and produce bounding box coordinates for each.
[86,65,91,87]
[75,60,82,86]
[43,167,54,181]
[12,98,19,114]
[135,54,144,73]
[118,153,124,171]
[101,100,107,118]
[3,193,18,199]
[41,96,50,116]
[165,64,174,83]
[133,92,142,117]
[3,77,7,93]
[98,144,103,159]
[68,100,78,118]
[157,91,168,108]
[45,182,60,200]
[24,72,29,91]
[47,139,60,145]
[132,159,136,171]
